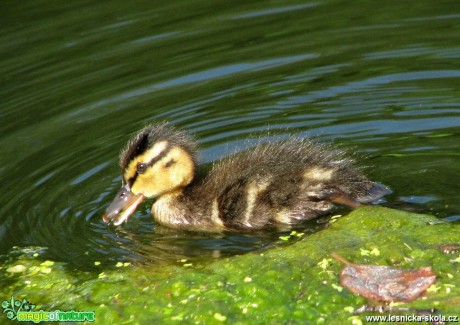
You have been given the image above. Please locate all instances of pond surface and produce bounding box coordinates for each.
[1,0,459,270]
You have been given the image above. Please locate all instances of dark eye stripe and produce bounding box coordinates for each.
[126,144,172,187]
[121,130,150,172]
[165,159,176,168]
[147,144,172,167]
[127,174,138,187]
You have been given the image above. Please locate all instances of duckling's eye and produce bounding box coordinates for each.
[136,163,148,174]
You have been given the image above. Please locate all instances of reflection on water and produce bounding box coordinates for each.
[99,218,326,266]
[0,0,459,269]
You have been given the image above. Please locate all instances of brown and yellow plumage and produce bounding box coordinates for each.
[103,124,389,230]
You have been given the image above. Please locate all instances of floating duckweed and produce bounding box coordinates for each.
[359,247,380,256]
[289,230,303,237]
[370,248,380,256]
[331,284,343,292]
[40,267,52,274]
[171,281,187,297]
[359,248,369,256]
[388,301,404,307]
[214,312,227,321]
[426,284,441,293]
[348,316,363,325]
[443,284,455,294]
[171,314,184,321]
[40,260,54,267]
[329,215,343,223]
[449,256,460,263]
[317,258,330,270]
[29,266,38,272]
[6,265,26,273]
[280,231,304,241]
[114,262,130,267]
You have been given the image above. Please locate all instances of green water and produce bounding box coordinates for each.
[1,0,460,322]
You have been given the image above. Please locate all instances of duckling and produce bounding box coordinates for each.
[102,124,389,231]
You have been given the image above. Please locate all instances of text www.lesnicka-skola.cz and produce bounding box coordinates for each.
[365,314,458,323]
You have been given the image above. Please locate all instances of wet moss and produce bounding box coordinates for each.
[1,207,459,323]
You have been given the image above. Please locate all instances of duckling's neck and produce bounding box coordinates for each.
[151,190,187,228]
[151,189,225,231]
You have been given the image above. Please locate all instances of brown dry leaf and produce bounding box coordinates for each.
[332,252,436,302]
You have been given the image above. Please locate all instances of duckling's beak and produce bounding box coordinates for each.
[102,185,144,226]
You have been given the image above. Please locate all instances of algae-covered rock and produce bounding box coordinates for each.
[1,207,459,324]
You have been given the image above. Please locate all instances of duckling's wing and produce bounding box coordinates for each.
[196,137,389,228]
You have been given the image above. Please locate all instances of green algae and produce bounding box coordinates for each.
[1,207,459,324]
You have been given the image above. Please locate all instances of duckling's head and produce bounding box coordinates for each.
[103,124,196,226]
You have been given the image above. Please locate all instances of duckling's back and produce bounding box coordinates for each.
[184,137,388,229]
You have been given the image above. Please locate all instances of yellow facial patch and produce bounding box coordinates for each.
[128,144,195,198]
[123,141,169,183]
